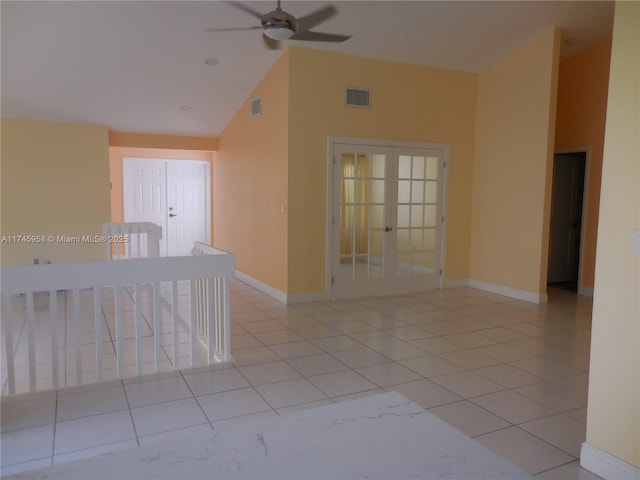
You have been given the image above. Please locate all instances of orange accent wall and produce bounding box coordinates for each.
[469,27,561,295]
[109,147,215,244]
[554,38,612,289]
[215,50,290,292]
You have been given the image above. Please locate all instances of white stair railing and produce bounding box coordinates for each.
[102,222,162,259]
[190,242,233,361]
[1,253,234,395]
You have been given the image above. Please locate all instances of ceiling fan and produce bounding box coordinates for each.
[207,1,351,50]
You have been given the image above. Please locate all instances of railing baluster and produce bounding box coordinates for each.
[49,291,59,390]
[94,288,103,382]
[115,286,123,378]
[25,292,36,392]
[190,280,197,367]
[153,282,161,372]
[134,284,142,375]
[206,278,215,363]
[72,289,82,385]
[2,295,16,395]
[222,276,231,362]
[172,280,179,370]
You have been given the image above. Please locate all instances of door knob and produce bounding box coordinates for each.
[169,213,178,218]
[384,227,393,232]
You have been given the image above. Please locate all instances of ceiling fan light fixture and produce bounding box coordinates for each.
[264,26,295,40]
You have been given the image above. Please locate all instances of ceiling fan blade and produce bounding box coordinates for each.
[296,5,337,33]
[205,25,263,33]
[223,1,264,20]
[262,34,281,50]
[292,30,351,43]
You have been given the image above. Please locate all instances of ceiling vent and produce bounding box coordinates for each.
[251,97,262,117]
[345,88,371,108]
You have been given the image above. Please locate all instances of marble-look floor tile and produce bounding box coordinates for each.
[1,424,54,466]
[53,439,138,465]
[54,410,135,454]
[533,460,603,480]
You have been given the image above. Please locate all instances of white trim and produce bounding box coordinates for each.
[234,271,287,304]
[468,278,548,304]
[581,442,640,480]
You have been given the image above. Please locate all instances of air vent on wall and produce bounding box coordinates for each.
[251,97,262,116]
[345,87,371,108]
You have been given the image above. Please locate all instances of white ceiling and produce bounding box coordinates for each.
[1,1,614,137]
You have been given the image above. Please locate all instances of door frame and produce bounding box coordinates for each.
[325,136,449,299]
[122,157,212,256]
[549,147,590,295]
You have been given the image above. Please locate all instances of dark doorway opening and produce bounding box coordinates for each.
[547,152,587,293]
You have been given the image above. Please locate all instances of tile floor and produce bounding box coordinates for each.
[1,280,601,479]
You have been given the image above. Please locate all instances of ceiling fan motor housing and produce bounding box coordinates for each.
[261,8,297,33]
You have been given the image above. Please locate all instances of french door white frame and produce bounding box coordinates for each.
[326,137,449,299]
[122,158,211,257]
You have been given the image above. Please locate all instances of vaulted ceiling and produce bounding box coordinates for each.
[1,1,614,137]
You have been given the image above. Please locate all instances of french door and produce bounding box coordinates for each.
[123,158,211,257]
[330,141,446,298]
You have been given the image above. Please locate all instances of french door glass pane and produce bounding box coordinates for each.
[339,151,386,281]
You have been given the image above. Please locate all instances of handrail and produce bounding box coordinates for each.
[102,222,163,259]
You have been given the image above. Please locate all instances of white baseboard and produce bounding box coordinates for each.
[581,442,640,480]
[468,278,548,304]
[578,285,594,297]
[234,271,287,304]
[233,271,328,305]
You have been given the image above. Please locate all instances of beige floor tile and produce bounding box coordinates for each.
[57,384,128,421]
[438,349,503,369]
[197,387,273,422]
[441,332,498,348]
[399,355,464,378]
[182,367,250,396]
[131,398,208,437]
[516,382,587,411]
[330,347,392,368]
[286,353,349,377]
[355,362,423,387]
[474,344,538,363]
[470,389,557,424]
[387,379,462,409]
[310,335,364,352]
[236,361,301,386]
[1,424,54,466]
[476,427,574,474]
[429,400,510,437]
[533,460,603,480]
[409,337,466,354]
[431,371,506,398]
[308,370,378,397]
[520,413,586,457]
[269,341,324,360]
[255,378,328,409]
[473,364,542,388]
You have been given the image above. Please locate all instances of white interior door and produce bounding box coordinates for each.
[166,161,210,256]
[331,141,446,298]
[123,158,210,257]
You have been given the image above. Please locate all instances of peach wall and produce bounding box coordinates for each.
[1,120,111,266]
[586,1,640,469]
[109,147,214,244]
[287,47,477,294]
[469,28,561,296]
[215,50,290,292]
[554,38,612,290]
